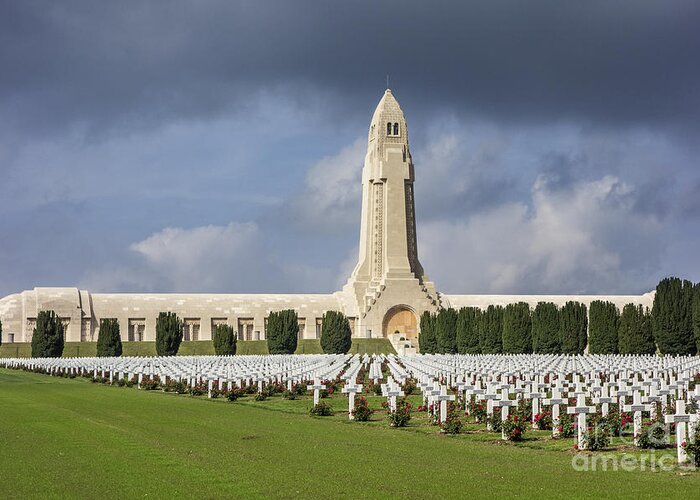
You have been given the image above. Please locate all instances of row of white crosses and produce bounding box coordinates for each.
[397,353,700,458]
[2,354,353,399]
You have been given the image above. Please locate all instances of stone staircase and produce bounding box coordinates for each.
[387,333,417,356]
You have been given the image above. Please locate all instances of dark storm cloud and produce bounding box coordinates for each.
[1,0,699,140]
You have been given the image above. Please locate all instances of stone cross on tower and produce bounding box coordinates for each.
[341,89,439,341]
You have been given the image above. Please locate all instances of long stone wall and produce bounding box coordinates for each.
[0,287,655,345]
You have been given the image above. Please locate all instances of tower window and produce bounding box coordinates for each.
[387,122,400,137]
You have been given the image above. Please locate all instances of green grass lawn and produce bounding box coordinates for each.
[0,369,697,499]
[0,338,395,358]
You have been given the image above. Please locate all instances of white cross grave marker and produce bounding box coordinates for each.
[665,399,699,464]
[567,394,596,450]
[308,379,325,406]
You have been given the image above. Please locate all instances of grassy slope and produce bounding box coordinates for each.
[0,369,697,499]
[0,338,395,358]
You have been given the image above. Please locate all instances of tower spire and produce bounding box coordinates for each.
[341,89,439,338]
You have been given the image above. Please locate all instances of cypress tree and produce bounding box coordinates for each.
[155,312,183,356]
[213,324,237,355]
[96,318,122,357]
[501,302,532,354]
[320,311,352,354]
[478,305,503,354]
[267,309,299,354]
[456,307,481,354]
[31,310,65,358]
[560,301,587,354]
[435,308,458,354]
[618,304,655,355]
[418,311,437,354]
[531,302,560,353]
[588,301,618,354]
[652,277,696,355]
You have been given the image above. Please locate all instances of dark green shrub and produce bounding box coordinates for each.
[266,309,299,354]
[479,305,503,354]
[226,387,245,401]
[387,398,412,427]
[558,413,576,438]
[581,426,610,451]
[636,422,667,449]
[310,401,334,416]
[560,301,587,354]
[502,415,527,441]
[502,302,532,354]
[155,312,183,356]
[418,311,437,354]
[440,403,463,434]
[402,378,417,395]
[456,307,481,354]
[489,409,503,432]
[283,390,298,400]
[618,304,655,355]
[31,310,65,358]
[652,277,696,355]
[213,324,237,355]
[320,311,352,354]
[532,302,560,353]
[435,308,458,354]
[189,383,206,396]
[588,300,619,354]
[352,397,373,422]
[534,411,553,430]
[467,398,487,422]
[683,426,700,467]
[254,392,267,401]
[164,379,188,394]
[96,318,122,357]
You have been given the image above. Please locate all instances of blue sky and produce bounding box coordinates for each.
[1,1,699,297]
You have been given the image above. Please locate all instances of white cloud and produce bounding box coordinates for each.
[291,137,364,230]
[420,174,663,295]
[82,222,273,292]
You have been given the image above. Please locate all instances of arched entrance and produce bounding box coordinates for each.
[382,306,418,344]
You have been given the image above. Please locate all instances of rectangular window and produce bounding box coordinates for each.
[183,318,201,342]
[128,319,146,342]
[237,318,254,341]
[315,318,323,339]
[297,318,306,340]
[8,333,14,343]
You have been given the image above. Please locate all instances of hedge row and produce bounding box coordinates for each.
[420,276,700,356]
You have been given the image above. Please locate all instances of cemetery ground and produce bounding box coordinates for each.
[1,369,698,499]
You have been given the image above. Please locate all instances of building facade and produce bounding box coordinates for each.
[0,90,654,350]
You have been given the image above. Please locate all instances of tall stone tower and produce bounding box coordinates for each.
[340,89,440,345]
